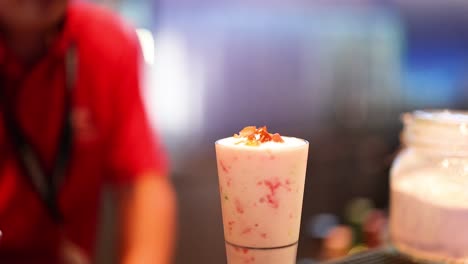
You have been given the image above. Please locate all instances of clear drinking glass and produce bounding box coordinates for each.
[215,137,309,264]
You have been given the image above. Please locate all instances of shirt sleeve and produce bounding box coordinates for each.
[106,34,168,184]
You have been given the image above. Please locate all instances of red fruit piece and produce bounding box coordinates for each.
[242,228,252,234]
[219,160,229,173]
[235,199,244,214]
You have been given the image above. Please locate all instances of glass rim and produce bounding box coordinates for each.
[215,137,309,149]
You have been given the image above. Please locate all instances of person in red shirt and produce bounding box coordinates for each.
[0,1,176,263]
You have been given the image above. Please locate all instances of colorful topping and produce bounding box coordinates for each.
[234,126,284,146]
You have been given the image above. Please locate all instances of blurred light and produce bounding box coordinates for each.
[143,29,205,140]
[308,213,339,239]
[147,30,188,133]
[345,198,374,225]
[136,28,155,65]
[348,244,368,255]
[323,226,353,260]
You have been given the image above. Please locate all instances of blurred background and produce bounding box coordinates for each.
[89,0,468,263]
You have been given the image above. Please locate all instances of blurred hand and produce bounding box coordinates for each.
[61,239,91,264]
[120,173,177,264]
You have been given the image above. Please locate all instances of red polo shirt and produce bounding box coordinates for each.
[0,2,167,263]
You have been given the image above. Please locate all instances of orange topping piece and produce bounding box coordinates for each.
[239,126,257,137]
[257,126,272,143]
[272,133,284,143]
[235,126,284,146]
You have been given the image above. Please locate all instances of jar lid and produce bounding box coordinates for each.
[402,110,468,156]
[410,110,468,125]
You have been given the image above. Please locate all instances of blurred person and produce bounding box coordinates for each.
[0,1,176,263]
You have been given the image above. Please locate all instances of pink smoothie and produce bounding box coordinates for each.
[216,134,308,264]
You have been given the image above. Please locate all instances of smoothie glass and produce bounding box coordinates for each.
[215,131,309,264]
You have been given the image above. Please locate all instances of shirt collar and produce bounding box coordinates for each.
[0,5,75,70]
[49,7,75,61]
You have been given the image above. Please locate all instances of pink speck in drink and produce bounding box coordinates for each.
[215,126,309,264]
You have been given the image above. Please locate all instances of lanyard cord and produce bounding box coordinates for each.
[0,45,77,224]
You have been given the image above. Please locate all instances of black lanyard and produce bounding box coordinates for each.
[0,45,77,224]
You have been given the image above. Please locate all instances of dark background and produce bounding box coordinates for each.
[90,0,468,263]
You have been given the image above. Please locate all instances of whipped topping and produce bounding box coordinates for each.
[217,136,307,150]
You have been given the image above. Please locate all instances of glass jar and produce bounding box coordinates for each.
[390,110,468,263]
